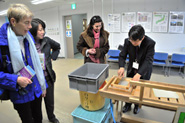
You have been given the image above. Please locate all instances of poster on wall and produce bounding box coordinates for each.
[137,12,152,32]
[122,12,136,32]
[169,11,184,33]
[47,27,59,35]
[66,20,72,29]
[153,12,168,32]
[108,14,120,32]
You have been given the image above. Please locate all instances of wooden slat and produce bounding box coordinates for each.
[101,76,115,90]
[139,86,144,108]
[99,89,131,102]
[115,101,119,121]
[108,86,133,93]
[160,97,168,102]
[132,86,140,97]
[139,87,144,101]
[169,98,177,103]
[132,79,185,89]
[143,87,150,98]
[141,97,185,107]
[111,77,118,86]
[130,80,185,93]
[124,77,132,82]
[111,77,130,89]
[110,84,130,89]
[114,76,121,84]
[130,97,178,111]
[121,114,163,123]
[177,93,185,104]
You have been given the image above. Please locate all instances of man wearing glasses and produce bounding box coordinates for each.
[118,25,156,114]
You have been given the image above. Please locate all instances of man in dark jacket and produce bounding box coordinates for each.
[118,25,156,114]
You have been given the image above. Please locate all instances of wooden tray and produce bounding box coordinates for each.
[109,77,133,93]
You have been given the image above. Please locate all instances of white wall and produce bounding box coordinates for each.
[59,0,185,57]
[1,0,184,57]
[33,7,63,57]
[102,0,185,55]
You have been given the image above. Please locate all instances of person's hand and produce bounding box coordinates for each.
[17,76,32,88]
[133,73,141,81]
[132,73,141,88]
[88,48,96,54]
[42,89,46,97]
[118,67,124,77]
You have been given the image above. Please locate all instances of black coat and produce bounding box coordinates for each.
[40,36,60,82]
[119,35,155,80]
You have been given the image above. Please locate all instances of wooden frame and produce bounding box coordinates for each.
[100,76,185,111]
[99,76,185,122]
[109,77,133,93]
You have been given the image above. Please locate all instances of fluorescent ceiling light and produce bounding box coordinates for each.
[0,9,7,16]
[31,0,53,5]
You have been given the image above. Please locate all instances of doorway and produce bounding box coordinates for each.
[64,16,74,58]
[64,14,87,58]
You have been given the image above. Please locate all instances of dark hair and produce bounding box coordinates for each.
[128,25,145,41]
[29,18,46,38]
[87,15,105,37]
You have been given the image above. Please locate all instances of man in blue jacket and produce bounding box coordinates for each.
[0,4,46,123]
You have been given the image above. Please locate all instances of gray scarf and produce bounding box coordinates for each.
[7,26,46,91]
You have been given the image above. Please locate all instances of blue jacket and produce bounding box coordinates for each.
[0,22,42,104]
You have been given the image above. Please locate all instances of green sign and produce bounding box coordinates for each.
[71,4,76,10]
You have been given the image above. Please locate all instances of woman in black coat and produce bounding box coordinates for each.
[30,18,61,123]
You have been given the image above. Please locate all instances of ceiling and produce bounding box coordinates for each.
[0,0,92,13]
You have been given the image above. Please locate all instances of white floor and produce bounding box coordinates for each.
[0,58,184,123]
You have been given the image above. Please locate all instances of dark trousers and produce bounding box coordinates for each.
[125,102,138,107]
[44,76,56,121]
[13,95,42,123]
